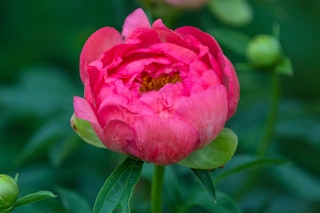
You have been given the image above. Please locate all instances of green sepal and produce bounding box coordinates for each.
[275,56,293,76]
[13,191,56,208]
[70,114,105,148]
[93,157,143,213]
[178,128,238,170]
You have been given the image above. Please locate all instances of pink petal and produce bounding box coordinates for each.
[222,56,240,119]
[177,34,209,58]
[151,42,198,65]
[175,85,228,148]
[100,43,135,70]
[84,62,105,103]
[139,84,185,117]
[152,19,187,45]
[175,26,224,78]
[125,28,161,46]
[80,27,122,82]
[73,96,103,138]
[175,26,222,58]
[122,8,151,38]
[138,91,164,115]
[152,19,167,29]
[189,70,221,94]
[97,96,132,127]
[73,96,98,124]
[97,92,155,127]
[102,120,139,156]
[134,116,200,165]
[116,55,172,77]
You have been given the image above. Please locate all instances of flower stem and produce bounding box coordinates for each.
[257,72,281,156]
[151,165,165,213]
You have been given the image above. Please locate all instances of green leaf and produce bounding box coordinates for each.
[49,135,81,167]
[271,165,320,200]
[56,188,91,213]
[209,0,253,26]
[178,128,238,170]
[210,28,251,57]
[192,169,216,203]
[70,114,105,148]
[179,189,241,213]
[0,67,77,117]
[14,117,69,165]
[93,157,143,213]
[210,191,242,213]
[275,56,293,76]
[14,191,57,208]
[214,156,291,183]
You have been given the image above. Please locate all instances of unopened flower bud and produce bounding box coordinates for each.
[246,35,282,68]
[0,174,19,210]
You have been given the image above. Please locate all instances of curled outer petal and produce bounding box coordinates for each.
[134,116,200,165]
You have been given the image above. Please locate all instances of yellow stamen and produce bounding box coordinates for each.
[139,73,181,92]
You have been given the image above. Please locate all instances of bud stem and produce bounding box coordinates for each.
[151,165,165,213]
[258,71,281,156]
[234,71,281,200]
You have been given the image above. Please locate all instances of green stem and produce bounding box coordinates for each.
[235,72,281,200]
[151,165,165,213]
[257,72,281,156]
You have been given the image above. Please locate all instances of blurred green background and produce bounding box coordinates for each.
[0,0,320,212]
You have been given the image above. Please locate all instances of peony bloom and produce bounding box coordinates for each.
[73,8,239,165]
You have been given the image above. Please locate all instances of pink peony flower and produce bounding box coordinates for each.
[73,8,239,165]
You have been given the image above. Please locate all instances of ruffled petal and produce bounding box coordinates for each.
[97,92,154,127]
[73,96,103,140]
[125,28,161,46]
[152,19,167,29]
[80,27,121,83]
[102,120,138,155]
[152,20,187,45]
[189,70,221,94]
[73,96,98,124]
[175,26,222,59]
[175,26,224,78]
[175,85,228,148]
[222,56,240,119]
[151,42,198,64]
[134,116,200,165]
[97,94,129,123]
[122,8,151,38]
[115,54,171,77]
[139,83,185,117]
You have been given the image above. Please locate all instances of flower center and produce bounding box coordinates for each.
[139,72,181,92]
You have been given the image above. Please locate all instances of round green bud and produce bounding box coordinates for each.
[246,35,282,68]
[0,174,19,210]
